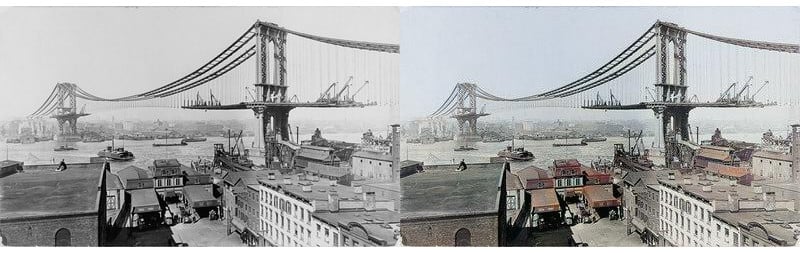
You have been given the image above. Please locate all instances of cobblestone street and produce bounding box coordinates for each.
[571,218,646,247]
[170,218,245,247]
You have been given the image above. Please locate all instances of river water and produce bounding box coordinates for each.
[403,132,767,172]
[3,133,364,174]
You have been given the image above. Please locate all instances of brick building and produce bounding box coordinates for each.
[400,162,508,246]
[0,162,108,246]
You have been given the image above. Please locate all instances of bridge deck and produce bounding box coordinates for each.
[182,101,370,110]
[582,101,773,110]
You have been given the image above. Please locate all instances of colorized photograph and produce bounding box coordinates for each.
[0,7,400,247]
[399,7,800,247]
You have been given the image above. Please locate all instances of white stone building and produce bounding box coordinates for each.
[751,151,793,181]
[258,175,398,247]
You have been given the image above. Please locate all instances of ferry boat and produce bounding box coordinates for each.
[497,146,535,161]
[98,145,135,161]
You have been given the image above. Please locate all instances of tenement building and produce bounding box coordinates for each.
[622,170,680,246]
[658,173,798,247]
[257,174,399,247]
[0,162,108,246]
[400,162,508,246]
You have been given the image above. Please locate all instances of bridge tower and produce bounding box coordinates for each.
[452,83,489,142]
[653,21,690,168]
[250,21,293,169]
[50,83,89,141]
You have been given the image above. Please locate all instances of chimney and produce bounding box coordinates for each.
[753,186,763,194]
[283,178,293,185]
[728,193,740,212]
[328,193,340,212]
[354,186,363,194]
[729,180,737,187]
[329,180,337,186]
[302,185,312,192]
[268,173,276,180]
[683,178,693,185]
[363,192,376,211]
[702,185,712,192]
[668,172,676,180]
[764,191,776,211]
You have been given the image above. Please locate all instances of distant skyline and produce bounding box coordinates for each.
[0,7,399,125]
[400,7,800,125]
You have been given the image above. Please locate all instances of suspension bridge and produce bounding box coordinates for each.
[28,20,399,167]
[429,20,799,166]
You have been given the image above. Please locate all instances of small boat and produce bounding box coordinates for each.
[182,136,207,142]
[454,145,477,151]
[54,145,77,151]
[582,136,607,142]
[553,138,587,147]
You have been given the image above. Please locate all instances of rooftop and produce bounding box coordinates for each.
[0,160,22,168]
[106,172,124,190]
[696,146,734,162]
[153,158,181,168]
[401,162,504,219]
[313,210,399,246]
[515,165,552,181]
[298,146,338,161]
[352,150,394,162]
[259,174,362,203]
[623,170,681,187]
[714,209,800,246]
[224,170,280,186]
[659,174,787,204]
[0,163,104,220]
[505,170,524,190]
[752,150,793,162]
[554,159,581,168]
[704,163,750,178]
[399,160,422,168]
[304,162,350,178]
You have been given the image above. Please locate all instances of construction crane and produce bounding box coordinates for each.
[348,81,370,102]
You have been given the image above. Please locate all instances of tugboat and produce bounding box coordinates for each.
[98,142,135,161]
[54,144,77,151]
[497,139,534,161]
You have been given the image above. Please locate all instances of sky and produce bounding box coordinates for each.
[0,7,399,124]
[400,7,800,125]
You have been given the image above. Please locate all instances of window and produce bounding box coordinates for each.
[55,228,71,246]
[507,196,517,210]
[455,228,471,246]
[107,195,117,210]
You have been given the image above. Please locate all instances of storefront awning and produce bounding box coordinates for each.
[130,189,162,214]
[184,185,219,208]
[583,185,619,208]
[530,189,561,214]
[231,218,246,233]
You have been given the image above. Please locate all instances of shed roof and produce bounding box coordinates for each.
[304,162,350,178]
[515,166,551,182]
[401,162,503,219]
[130,188,161,214]
[0,163,104,220]
[530,188,560,213]
[752,151,793,162]
[184,185,218,208]
[352,151,394,162]
[505,170,524,190]
[697,146,733,162]
[705,163,750,178]
[583,185,619,208]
